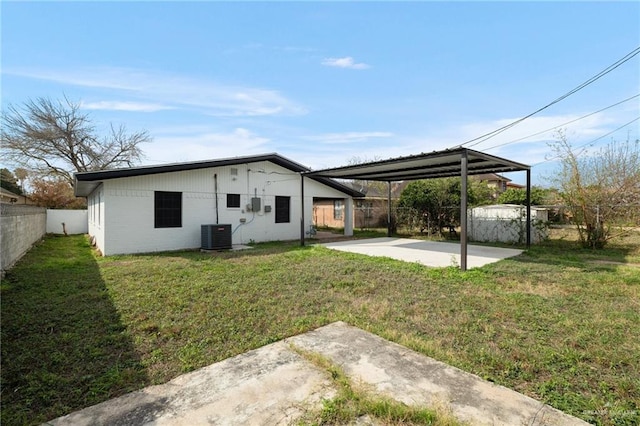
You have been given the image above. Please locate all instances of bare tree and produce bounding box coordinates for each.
[547,130,640,248]
[14,167,29,193]
[347,155,387,195]
[2,97,150,185]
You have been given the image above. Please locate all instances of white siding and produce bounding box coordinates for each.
[87,185,106,254]
[98,161,352,255]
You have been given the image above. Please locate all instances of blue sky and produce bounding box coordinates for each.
[2,1,639,186]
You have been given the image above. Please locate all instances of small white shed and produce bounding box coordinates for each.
[74,153,363,256]
[469,204,548,244]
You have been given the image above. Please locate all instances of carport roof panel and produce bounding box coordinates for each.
[303,147,530,181]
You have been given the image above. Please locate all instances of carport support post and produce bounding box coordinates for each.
[387,181,392,237]
[526,169,531,248]
[460,151,468,271]
[300,174,305,246]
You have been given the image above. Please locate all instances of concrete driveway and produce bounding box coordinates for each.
[321,237,523,268]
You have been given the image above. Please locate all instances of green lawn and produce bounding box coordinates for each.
[1,231,639,425]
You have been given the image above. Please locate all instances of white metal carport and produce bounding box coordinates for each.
[300,147,531,271]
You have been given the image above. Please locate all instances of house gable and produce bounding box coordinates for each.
[75,154,362,255]
[75,153,362,198]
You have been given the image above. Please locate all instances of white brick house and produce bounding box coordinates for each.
[74,153,362,256]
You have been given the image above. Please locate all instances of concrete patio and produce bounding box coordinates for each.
[321,237,524,268]
[46,322,588,426]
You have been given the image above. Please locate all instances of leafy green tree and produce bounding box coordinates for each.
[0,168,23,195]
[497,187,549,205]
[398,177,492,234]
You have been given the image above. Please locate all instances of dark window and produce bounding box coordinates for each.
[227,193,241,208]
[155,191,182,228]
[333,200,344,220]
[275,196,290,223]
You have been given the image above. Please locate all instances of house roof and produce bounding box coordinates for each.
[473,173,512,183]
[507,182,526,189]
[1,187,22,198]
[74,153,364,198]
[303,147,529,181]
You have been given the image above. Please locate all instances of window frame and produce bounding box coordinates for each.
[226,193,241,208]
[275,196,291,223]
[333,199,344,220]
[154,191,182,228]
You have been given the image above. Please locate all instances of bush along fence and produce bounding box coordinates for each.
[543,203,640,248]
[391,203,639,246]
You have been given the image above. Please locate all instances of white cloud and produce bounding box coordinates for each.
[144,128,271,164]
[305,131,393,144]
[322,57,370,69]
[82,101,173,112]
[5,67,306,117]
[291,112,625,171]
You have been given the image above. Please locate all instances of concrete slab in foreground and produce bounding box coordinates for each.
[45,322,588,426]
[321,238,523,268]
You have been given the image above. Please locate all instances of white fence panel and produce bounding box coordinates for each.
[46,209,88,234]
[469,205,549,244]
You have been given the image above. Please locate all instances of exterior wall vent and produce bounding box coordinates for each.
[201,224,232,250]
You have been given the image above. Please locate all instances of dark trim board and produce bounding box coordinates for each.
[74,153,364,198]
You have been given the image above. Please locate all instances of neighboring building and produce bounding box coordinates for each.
[74,153,363,256]
[313,181,408,229]
[474,173,512,199]
[0,187,34,205]
[313,198,347,229]
[506,182,525,190]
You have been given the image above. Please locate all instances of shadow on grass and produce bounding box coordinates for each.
[0,235,148,425]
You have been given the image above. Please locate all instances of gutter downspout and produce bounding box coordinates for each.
[214,174,219,223]
[300,174,305,246]
[387,181,392,237]
[460,151,468,272]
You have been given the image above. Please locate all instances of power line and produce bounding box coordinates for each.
[482,93,640,152]
[532,115,640,167]
[458,46,640,148]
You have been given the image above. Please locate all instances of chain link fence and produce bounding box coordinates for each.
[359,203,640,244]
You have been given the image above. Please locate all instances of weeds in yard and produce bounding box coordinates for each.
[291,346,464,426]
[1,230,639,425]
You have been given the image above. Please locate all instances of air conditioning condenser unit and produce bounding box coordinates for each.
[201,224,232,250]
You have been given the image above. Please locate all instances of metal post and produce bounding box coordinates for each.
[526,169,531,248]
[460,151,468,271]
[387,181,392,237]
[300,174,305,246]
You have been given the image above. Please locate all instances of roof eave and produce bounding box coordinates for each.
[73,153,363,198]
